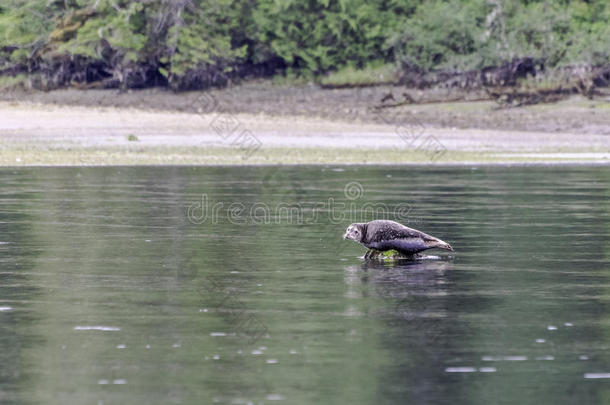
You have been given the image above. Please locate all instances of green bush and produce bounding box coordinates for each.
[563,0,610,65]
[389,0,610,72]
[0,0,55,66]
[389,0,486,71]
[253,0,417,73]
[0,0,608,90]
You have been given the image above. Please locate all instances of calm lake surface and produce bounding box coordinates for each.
[1,165,609,405]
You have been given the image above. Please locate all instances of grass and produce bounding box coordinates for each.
[319,63,398,88]
[0,146,606,166]
[271,70,314,86]
[0,74,28,91]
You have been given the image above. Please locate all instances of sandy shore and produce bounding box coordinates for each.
[1,87,609,165]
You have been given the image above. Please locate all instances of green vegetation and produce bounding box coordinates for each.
[0,0,608,90]
[320,63,398,87]
[2,145,607,166]
[370,249,415,260]
[0,73,27,89]
[390,0,610,71]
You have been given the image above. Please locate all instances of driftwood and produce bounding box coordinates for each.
[374,93,489,109]
[485,87,567,107]
[387,60,610,108]
[399,58,539,89]
[486,65,610,107]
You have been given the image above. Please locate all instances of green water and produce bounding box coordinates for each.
[1,165,609,405]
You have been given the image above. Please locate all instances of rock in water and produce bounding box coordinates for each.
[343,220,453,259]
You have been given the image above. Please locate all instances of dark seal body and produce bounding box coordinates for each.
[343,220,453,256]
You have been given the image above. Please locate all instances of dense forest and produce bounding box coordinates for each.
[0,0,608,91]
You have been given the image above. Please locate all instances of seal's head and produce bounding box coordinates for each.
[343,223,365,243]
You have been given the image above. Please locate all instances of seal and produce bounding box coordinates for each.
[343,220,453,259]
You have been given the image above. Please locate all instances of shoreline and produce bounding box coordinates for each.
[2,162,609,168]
[1,86,608,166]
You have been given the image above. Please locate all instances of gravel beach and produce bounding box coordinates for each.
[1,84,608,165]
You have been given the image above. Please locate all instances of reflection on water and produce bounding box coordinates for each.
[0,165,609,404]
